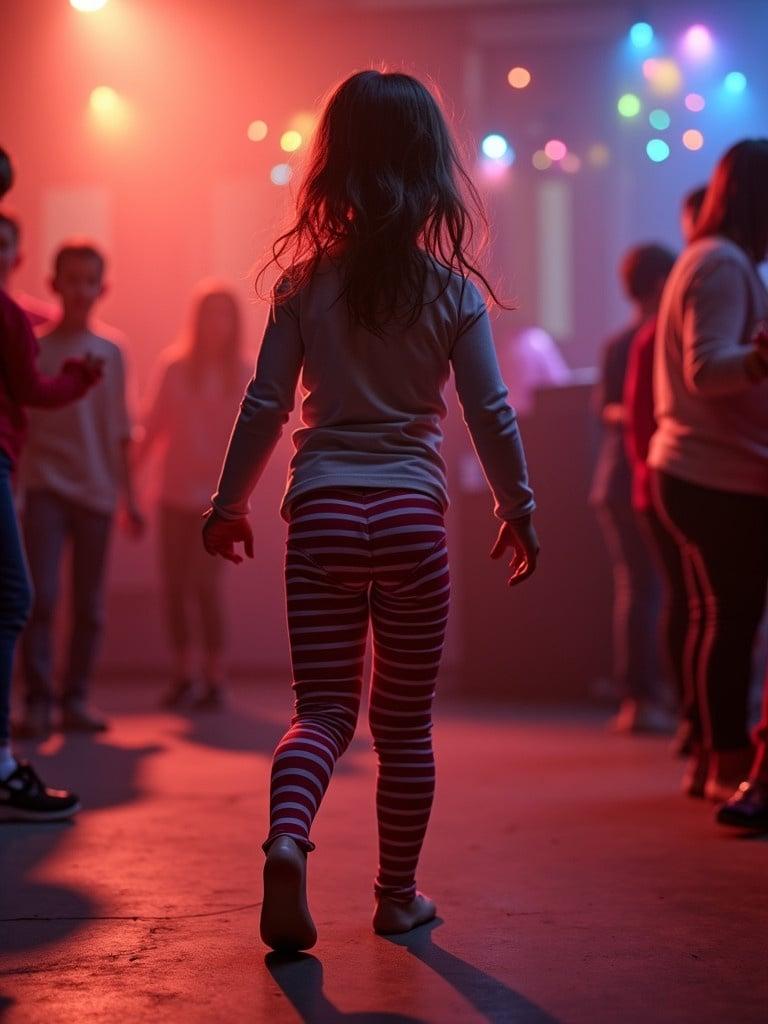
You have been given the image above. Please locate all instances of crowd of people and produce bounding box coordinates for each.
[1,69,767,949]
[592,140,768,829]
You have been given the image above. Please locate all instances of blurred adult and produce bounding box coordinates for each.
[648,140,768,803]
[137,282,251,710]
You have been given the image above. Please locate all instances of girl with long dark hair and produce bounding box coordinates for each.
[139,282,250,709]
[648,140,768,806]
[202,70,538,950]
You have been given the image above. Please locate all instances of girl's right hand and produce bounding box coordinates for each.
[202,509,254,564]
[490,516,540,587]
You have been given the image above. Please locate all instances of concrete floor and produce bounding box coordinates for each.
[1,681,766,1024]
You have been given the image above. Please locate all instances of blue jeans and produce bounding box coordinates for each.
[0,451,33,743]
[21,489,113,705]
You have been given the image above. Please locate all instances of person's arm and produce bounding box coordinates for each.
[0,297,99,406]
[133,358,172,466]
[682,259,765,396]
[112,346,145,538]
[210,295,303,521]
[450,288,538,584]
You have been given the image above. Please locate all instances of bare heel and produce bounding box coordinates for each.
[260,837,317,952]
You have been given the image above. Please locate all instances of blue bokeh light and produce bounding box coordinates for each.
[629,22,654,48]
[481,134,510,160]
[646,139,670,163]
[723,71,747,94]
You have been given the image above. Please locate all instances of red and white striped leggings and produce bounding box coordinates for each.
[264,487,450,903]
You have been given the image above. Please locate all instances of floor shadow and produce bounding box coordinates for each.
[383,919,562,1024]
[0,735,162,957]
[176,705,368,775]
[265,952,429,1023]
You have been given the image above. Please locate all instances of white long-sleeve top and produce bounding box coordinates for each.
[212,258,535,522]
[648,236,768,496]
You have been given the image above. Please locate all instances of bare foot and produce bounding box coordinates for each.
[260,837,317,952]
[373,891,436,935]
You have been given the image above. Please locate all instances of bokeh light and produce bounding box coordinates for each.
[684,93,706,112]
[682,24,714,59]
[544,139,567,162]
[617,93,641,118]
[532,150,551,171]
[481,134,510,160]
[682,129,704,151]
[70,0,109,10]
[247,120,268,142]
[561,153,581,175]
[89,85,120,115]
[723,71,747,94]
[646,139,670,163]
[649,109,670,130]
[507,67,532,89]
[629,22,654,49]
[587,143,610,168]
[643,58,682,94]
[280,130,303,153]
[270,164,293,186]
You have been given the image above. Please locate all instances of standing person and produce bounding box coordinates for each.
[202,70,538,951]
[15,240,145,740]
[0,147,100,820]
[590,246,677,734]
[136,282,251,709]
[623,191,705,758]
[648,140,768,803]
[0,209,55,330]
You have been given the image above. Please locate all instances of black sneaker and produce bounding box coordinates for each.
[0,761,81,822]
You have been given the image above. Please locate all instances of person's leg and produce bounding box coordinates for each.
[367,491,449,933]
[641,504,699,753]
[0,453,33,761]
[194,520,227,704]
[0,461,79,821]
[265,496,369,851]
[20,490,68,725]
[61,503,113,726]
[597,503,664,718]
[260,490,371,951]
[656,472,768,792]
[158,505,196,705]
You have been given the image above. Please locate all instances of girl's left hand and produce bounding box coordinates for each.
[202,510,254,564]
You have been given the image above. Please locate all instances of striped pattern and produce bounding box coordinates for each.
[264,487,449,904]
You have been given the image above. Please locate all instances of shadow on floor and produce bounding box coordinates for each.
[383,919,562,1024]
[175,705,369,775]
[0,735,161,957]
[265,952,429,1023]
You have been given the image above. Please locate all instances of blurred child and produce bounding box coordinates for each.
[137,282,251,709]
[0,147,100,820]
[203,71,538,951]
[16,240,144,739]
[590,244,676,735]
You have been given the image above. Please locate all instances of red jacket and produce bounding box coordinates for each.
[0,290,94,466]
[623,316,657,512]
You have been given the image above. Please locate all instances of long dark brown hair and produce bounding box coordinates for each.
[693,139,768,262]
[257,69,503,333]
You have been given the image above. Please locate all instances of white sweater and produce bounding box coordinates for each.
[648,237,768,496]
[212,259,535,522]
